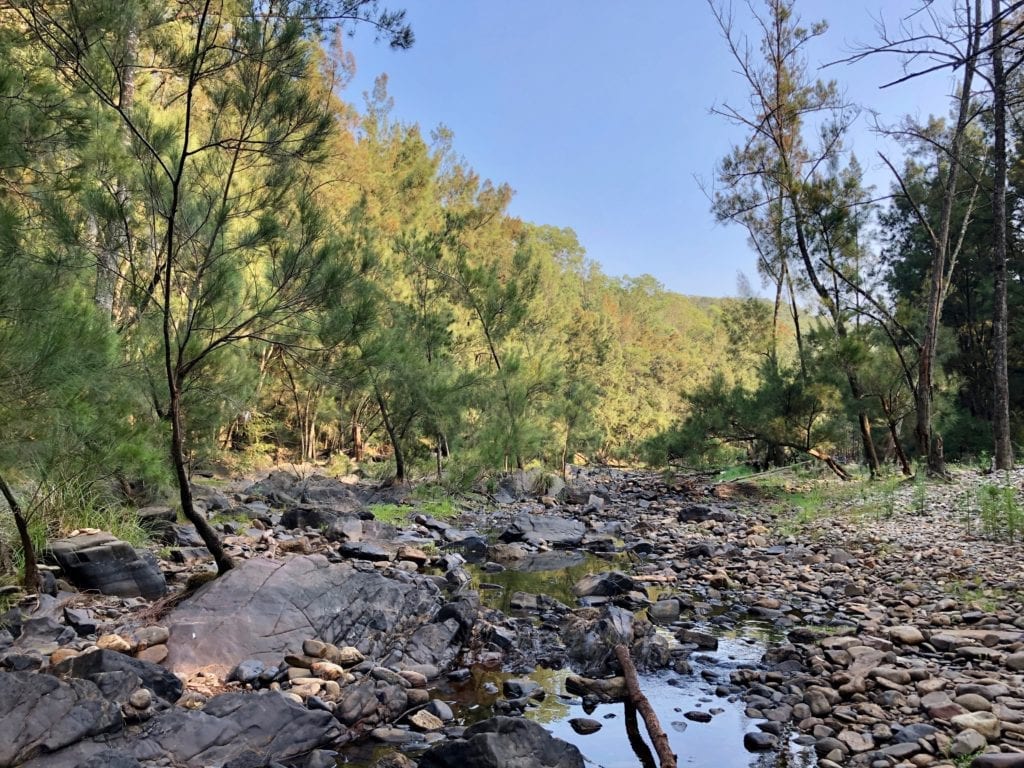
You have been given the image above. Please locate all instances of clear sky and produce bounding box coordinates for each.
[340,1,959,298]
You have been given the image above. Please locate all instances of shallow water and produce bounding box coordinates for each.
[338,556,815,768]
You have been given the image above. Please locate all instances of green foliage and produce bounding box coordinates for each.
[976,481,1024,541]
[368,503,409,524]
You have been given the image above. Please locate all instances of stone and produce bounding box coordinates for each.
[97,634,132,653]
[131,690,342,766]
[408,710,444,731]
[135,645,168,665]
[678,628,718,650]
[972,755,1024,768]
[951,712,1001,740]
[417,716,585,768]
[129,688,152,710]
[950,728,988,757]
[163,556,445,679]
[498,513,586,548]
[572,571,638,598]
[64,608,97,636]
[744,731,779,751]
[890,625,926,645]
[52,648,183,703]
[0,671,121,766]
[45,533,166,600]
[1006,652,1024,672]
[230,659,265,685]
[569,718,602,735]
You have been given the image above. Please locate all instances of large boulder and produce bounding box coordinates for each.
[52,649,183,704]
[418,716,585,768]
[127,691,342,767]
[0,671,121,767]
[498,514,586,548]
[15,690,341,768]
[45,533,166,600]
[164,555,446,678]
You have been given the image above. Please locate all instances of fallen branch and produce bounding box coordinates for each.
[614,644,677,768]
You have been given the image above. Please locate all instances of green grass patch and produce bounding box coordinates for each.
[368,503,410,524]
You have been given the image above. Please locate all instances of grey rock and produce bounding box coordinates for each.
[53,649,182,703]
[418,716,585,768]
[0,671,122,766]
[45,533,166,600]
[572,571,637,598]
[164,556,445,679]
[498,514,586,548]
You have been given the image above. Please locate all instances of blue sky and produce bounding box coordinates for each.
[341,1,957,298]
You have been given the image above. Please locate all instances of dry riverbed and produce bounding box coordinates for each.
[0,465,1022,768]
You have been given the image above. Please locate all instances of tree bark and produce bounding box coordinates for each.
[991,0,1013,470]
[614,644,676,768]
[374,385,405,483]
[0,473,39,593]
[168,382,234,574]
[916,0,982,476]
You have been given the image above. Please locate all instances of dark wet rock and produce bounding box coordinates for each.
[744,731,779,751]
[571,571,637,598]
[677,504,736,523]
[562,605,634,676]
[498,513,585,548]
[52,648,183,704]
[230,659,266,685]
[569,717,602,734]
[503,678,542,699]
[63,608,97,637]
[136,506,176,539]
[418,716,585,768]
[684,710,713,723]
[281,506,334,530]
[0,670,122,766]
[164,555,444,679]
[338,541,394,562]
[45,533,166,600]
[677,628,718,650]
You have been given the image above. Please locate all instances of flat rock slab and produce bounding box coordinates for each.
[164,555,444,678]
[498,514,586,548]
[16,691,341,768]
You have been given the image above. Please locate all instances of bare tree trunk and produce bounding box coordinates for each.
[991,0,1013,470]
[614,645,676,768]
[0,473,39,593]
[887,420,913,476]
[373,385,405,483]
[917,0,982,476]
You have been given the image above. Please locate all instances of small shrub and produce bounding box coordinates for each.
[976,481,1024,541]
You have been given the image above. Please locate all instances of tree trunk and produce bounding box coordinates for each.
[847,374,881,476]
[168,383,234,574]
[991,0,1013,470]
[917,0,981,476]
[614,644,676,768]
[374,385,405,483]
[0,473,39,593]
[887,420,913,476]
